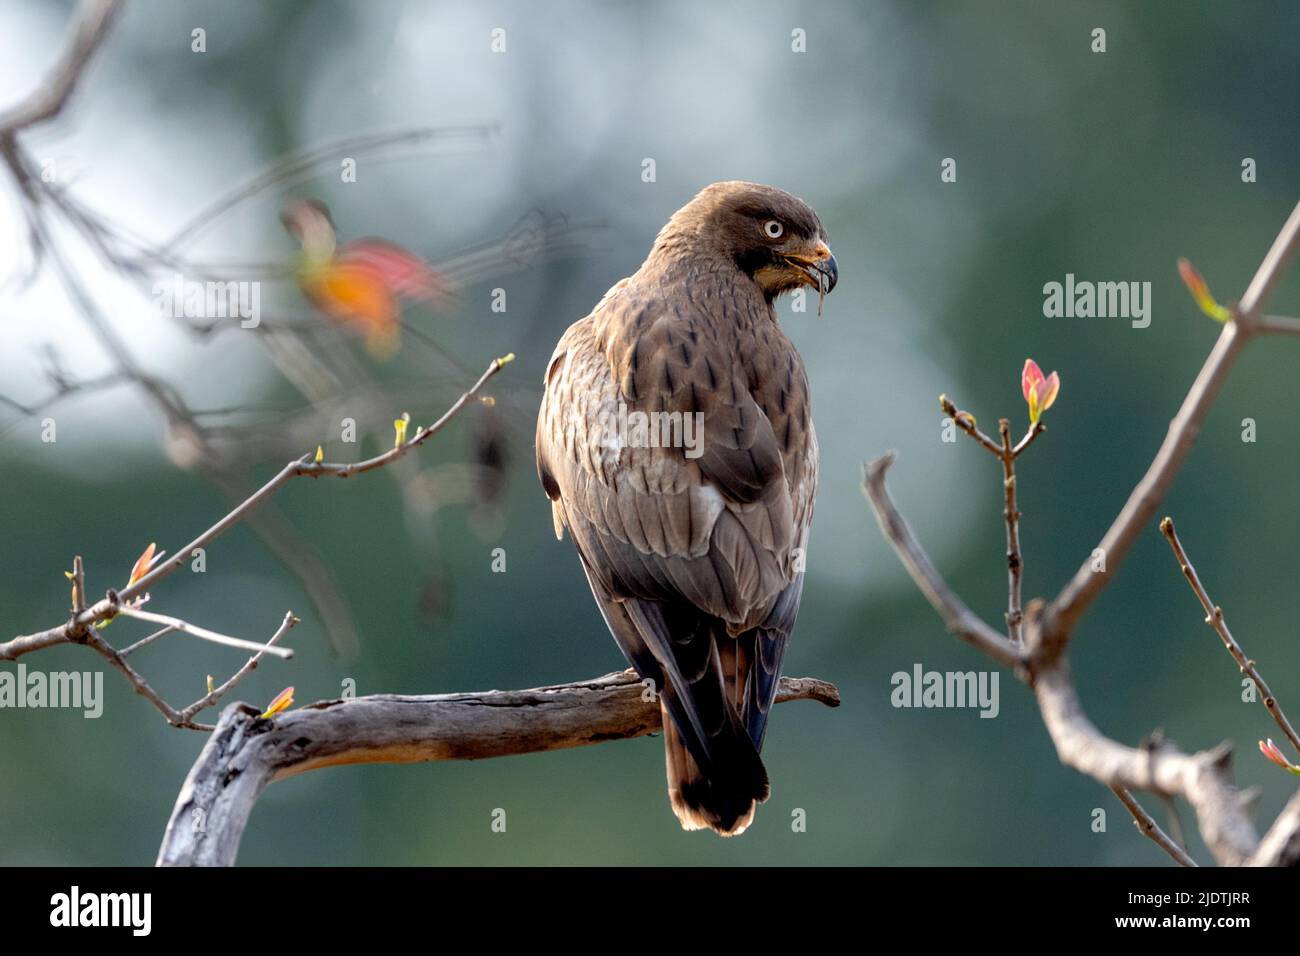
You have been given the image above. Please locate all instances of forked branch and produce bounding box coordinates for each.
[863,199,1300,866]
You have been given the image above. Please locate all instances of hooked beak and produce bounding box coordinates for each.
[783,239,838,296]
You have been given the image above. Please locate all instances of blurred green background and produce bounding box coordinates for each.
[2,0,1298,865]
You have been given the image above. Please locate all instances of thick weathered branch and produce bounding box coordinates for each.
[156,670,840,866]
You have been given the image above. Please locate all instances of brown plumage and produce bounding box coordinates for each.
[535,181,836,834]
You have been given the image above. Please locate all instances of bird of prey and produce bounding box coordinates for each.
[536,181,836,835]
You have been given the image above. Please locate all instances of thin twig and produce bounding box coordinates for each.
[70,554,86,615]
[998,420,1024,643]
[865,452,1261,865]
[1012,421,1045,458]
[0,0,122,134]
[175,611,298,726]
[119,624,177,657]
[1109,785,1198,867]
[1159,516,1300,756]
[862,454,1023,670]
[1,356,509,665]
[939,394,1002,457]
[1258,314,1300,337]
[1042,199,1300,660]
[81,625,185,726]
[158,125,499,256]
[115,606,295,659]
[123,357,507,606]
[0,371,129,438]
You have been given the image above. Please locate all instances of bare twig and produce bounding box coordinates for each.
[1,355,510,666]
[862,455,1023,671]
[77,611,297,731]
[2,350,508,736]
[156,670,840,866]
[864,453,1260,864]
[81,625,186,727]
[174,612,298,726]
[1258,314,1300,337]
[0,371,129,438]
[1109,785,1197,867]
[1032,663,1258,865]
[1011,421,1045,458]
[118,624,177,657]
[126,357,507,608]
[115,606,295,659]
[998,419,1024,643]
[864,234,1300,863]
[0,0,122,134]
[939,394,1002,457]
[1159,516,1300,755]
[70,554,86,615]
[1038,322,1246,660]
[158,126,499,257]
[1042,200,1300,661]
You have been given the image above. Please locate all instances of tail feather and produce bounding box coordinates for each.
[662,699,769,836]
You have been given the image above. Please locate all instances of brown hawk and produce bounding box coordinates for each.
[536,181,835,835]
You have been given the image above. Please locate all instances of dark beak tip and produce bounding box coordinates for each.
[824,252,839,293]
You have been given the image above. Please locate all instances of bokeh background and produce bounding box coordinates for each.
[2,0,1298,865]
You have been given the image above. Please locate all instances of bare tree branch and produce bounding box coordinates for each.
[861,200,1300,865]
[156,670,840,866]
[865,454,1260,864]
[998,419,1024,643]
[1038,322,1247,659]
[2,356,510,665]
[939,394,1002,457]
[1258,314,1300,337]
[1033,662,1257,865]
[0,0,122,134]
[157,126,500,258]
[1042,200,1300,659]
[1109,784,1197,867]
[1160,516,1300,756]
[115,606,295,659]
[173,612,298,727]
[1249,790,1300,866]
[1,357,509,735]
[862,454,1023,671]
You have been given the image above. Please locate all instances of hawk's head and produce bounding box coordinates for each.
[657,181,838,303]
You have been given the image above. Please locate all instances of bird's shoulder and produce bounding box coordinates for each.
[535,266,817,623]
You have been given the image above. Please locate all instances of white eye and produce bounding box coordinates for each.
[762,220,784,239]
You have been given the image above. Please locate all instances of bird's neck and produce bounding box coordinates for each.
[640,238,775,325]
